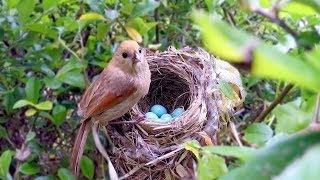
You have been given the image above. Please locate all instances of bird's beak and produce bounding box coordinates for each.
[133,51,142,63]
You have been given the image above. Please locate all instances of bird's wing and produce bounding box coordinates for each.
[77,67,137,120]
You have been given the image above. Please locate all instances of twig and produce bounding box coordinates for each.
[92,122,119,180]
[119,146,184,180]
[229,122,243,146]
[311,94,320,124]
[58,37,90,87]
[58,38,82,63]
[78,26,91,87]
[13,161,21,180]
[250,4,298,40]
[254,84,294,122]
[222,7,236,26]
[145,146,183,166]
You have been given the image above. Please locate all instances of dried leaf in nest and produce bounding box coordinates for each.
[215,59,246,113]
[104,46,244,179]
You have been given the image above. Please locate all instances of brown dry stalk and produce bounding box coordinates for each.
[230,122,243,146]
[255,84,294,122]
[119,146,184,180]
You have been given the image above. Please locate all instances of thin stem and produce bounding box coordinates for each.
[78,26,91,87]
[254,84,294,122]
[312,94,320,124]
[248,2,299,122]
[58,38,82,62]
[58,36,90,87]
[222,7,236,26]
[230,122,243,146]
[13,161,21,180]
[250,4,298,40]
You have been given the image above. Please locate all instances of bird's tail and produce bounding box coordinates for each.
[70,119,91,176]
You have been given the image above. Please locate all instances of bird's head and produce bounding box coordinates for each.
[112,40,146,74]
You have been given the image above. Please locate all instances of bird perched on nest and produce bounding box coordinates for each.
[70,40,151,177]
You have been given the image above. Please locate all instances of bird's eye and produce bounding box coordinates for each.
[138,48,142,53]
[122,52,128,58]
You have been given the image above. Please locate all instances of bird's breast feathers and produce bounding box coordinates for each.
[77,66,149,123]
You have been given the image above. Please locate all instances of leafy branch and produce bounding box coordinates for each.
[246,3,299,122]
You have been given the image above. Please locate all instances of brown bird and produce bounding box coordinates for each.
[70,40,151,177]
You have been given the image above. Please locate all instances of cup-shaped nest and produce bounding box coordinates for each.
[105,47,244,179]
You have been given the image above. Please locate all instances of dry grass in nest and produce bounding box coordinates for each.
[105,46,243,179]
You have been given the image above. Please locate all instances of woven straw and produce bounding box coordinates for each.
[104,46,244,180]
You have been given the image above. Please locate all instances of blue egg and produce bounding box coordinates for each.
[171,107,185,118]
[145,112,159,120]
[160,114,173,123]
[150,104,167,117]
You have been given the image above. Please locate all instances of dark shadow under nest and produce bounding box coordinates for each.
[103,46,244,180]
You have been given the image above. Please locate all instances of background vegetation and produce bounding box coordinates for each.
[0,0,320,179]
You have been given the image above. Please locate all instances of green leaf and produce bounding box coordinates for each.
[286,0,320,15]
[197,154,228,180]
[273,99,312,134]
[80,156,94,179]
[39,111,53,120]
[0,126,8,138]
[56,59,84,77]
[7,0,21,8]
[120,2,134,15]
[57,168,75,180]
[16,0,36,23]
[220,80,235,100]
[192,11,249,62]
[42,0,59,10]
[183,140,201,160]
[304,48,320,72]
[25,108,37,117]
[0,150,14,179]
[192,11,320,92]
[27,23,58,39]
[56,70,85,89]
[202,146,256,163]
[131,0,160,18]
[52,105,67,126]
[25,77,41,104]
[43,77,62,89]
[13,99,35,109]
[3,90,15,114]
[127,18,157,35]
[220,132,320,180]
[79,12,106,24]
[96,23,110,40]
[243,123,273,146]
[274,144,320,180]
[265,133,290,147]
[26,131,36,141]
[20,162,40,175]
[34,101,53,111]
[281,2,319,18]
[56,60,85,88]
[253,44,320,91]
[204,0,214,12]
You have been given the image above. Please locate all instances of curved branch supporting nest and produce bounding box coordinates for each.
[103,47,244,179]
